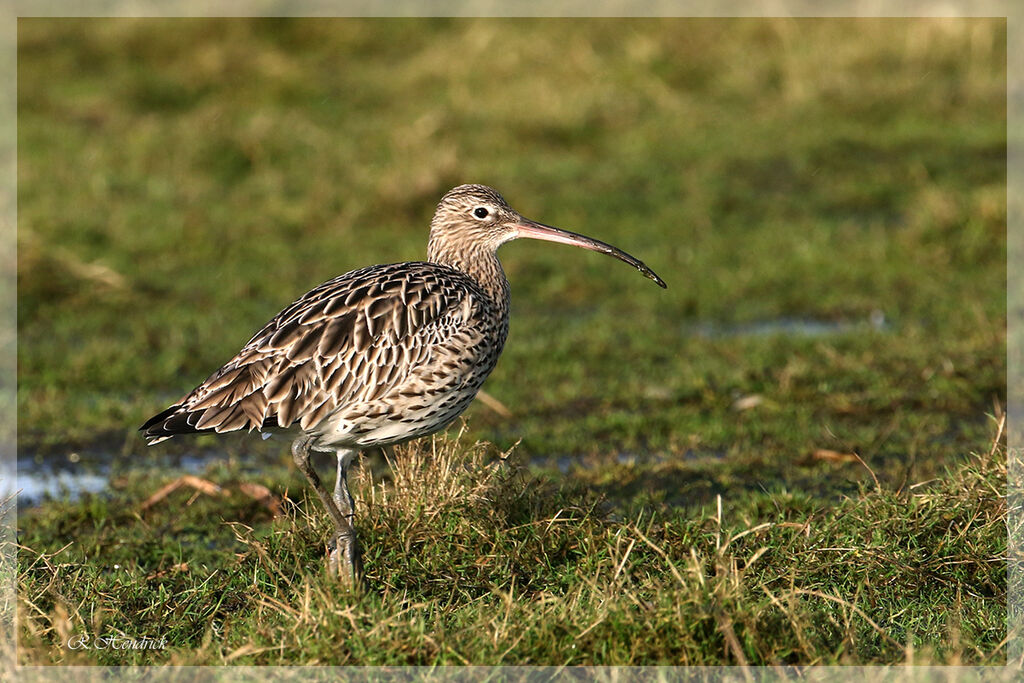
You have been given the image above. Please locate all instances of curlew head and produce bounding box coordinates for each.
[427,184,667,288]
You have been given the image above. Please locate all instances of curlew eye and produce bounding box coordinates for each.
[473,207,489,219]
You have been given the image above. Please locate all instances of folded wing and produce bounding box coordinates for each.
[140,262,483,443]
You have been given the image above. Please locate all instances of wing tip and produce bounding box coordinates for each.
[140,403,278,443]
[139,404,201,443]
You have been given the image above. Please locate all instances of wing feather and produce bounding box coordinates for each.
[140,262,489,441]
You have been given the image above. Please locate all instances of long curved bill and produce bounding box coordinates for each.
[514,219,667,289]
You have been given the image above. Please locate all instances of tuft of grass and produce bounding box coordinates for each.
[16,422,1005,665]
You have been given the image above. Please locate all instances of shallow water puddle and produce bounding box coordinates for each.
[8,447,248,509]
[689,311,888,338]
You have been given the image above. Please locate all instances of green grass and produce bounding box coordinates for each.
[15,17,1006,665]
[16,428,1006,665]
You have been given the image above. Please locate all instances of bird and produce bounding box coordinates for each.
[140,184,666,585]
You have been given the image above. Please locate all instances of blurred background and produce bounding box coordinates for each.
[16,18,1006,509]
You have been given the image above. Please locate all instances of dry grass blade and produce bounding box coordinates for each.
[224,642,282,663]
[810,448,860,464]
[474,389,512,418]
[988,413,1006,460]
[630,524,688,588]
[610,537,637,584]
[238,482,282,517]
[852,453,881,492]
[139,475,226,511]
[714,607,751,672]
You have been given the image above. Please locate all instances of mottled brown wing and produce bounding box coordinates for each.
[140,262,482,441]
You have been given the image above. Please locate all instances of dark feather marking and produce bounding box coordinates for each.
[392,307,407,338]
[298,299,329,325]
[353,319,371,351]
[287,327,320,362]
[324,296,349,315]
[196,405,228,430]
[327,367,354,396]
[241,392,268,427]
[157,412,198,436]
[277,387,298,428]
[269,318,302,349]
[210,365,246,388]
[140,404,182,432]
[215,403,248,432]
[363,312,377,338]
[266,370,295,403]
[293,363,317,393]
[300,399,333,430]
[318,314,355,357]
[344,285,370,306]
[368,297,392,320]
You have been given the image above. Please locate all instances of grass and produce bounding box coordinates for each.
[15,425,1007,665]
[15,17,1006,665]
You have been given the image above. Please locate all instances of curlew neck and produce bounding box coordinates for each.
[427,236,511,312]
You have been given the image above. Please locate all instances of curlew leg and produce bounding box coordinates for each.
[333,449,357,516]
[291,436,362,586]
[331,449,361,577]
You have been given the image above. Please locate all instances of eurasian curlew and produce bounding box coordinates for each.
[141,184,666,584]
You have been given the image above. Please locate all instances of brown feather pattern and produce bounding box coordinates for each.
[141,260,508,450]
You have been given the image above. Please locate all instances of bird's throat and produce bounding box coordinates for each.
[429,248,511,314]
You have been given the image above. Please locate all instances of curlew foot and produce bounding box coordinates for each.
[327,530,363,587]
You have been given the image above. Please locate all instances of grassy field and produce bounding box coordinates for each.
[15,18,1006,665]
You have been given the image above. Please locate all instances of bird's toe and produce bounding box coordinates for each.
[327,532,362,588]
